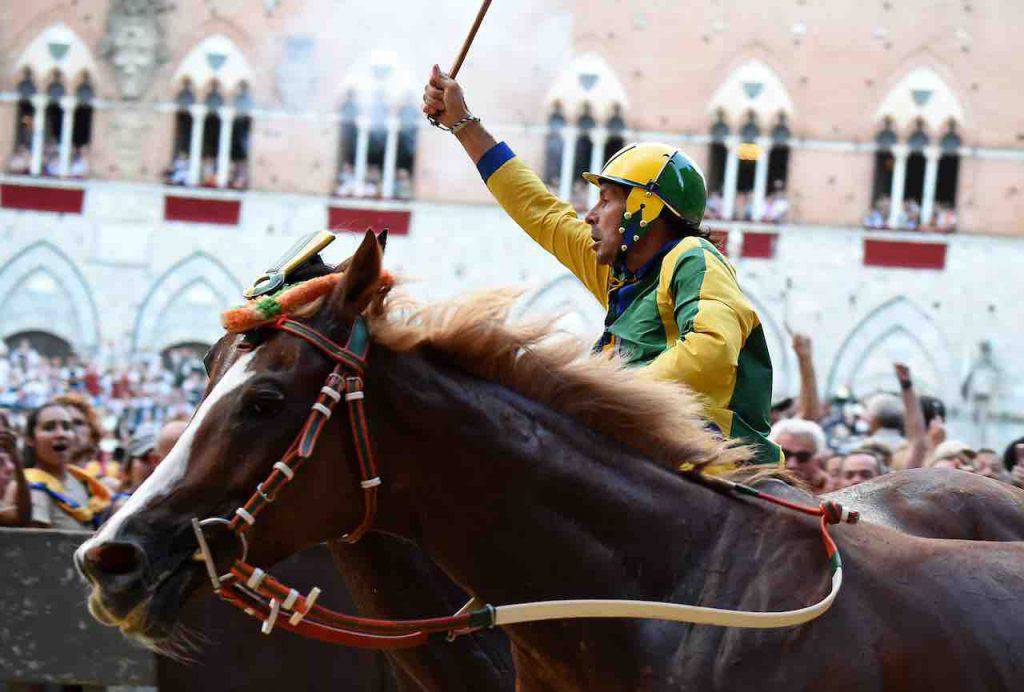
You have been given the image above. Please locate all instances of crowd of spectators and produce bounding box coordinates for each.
[6,143,90,178]
[863,196,958,232]
[0,339,206,530]
[334,164,414,199]
[163,151,250,190]
[698,187,790,224]
[768,332,1024,494]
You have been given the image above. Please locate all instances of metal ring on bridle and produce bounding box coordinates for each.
[192,516,250,590]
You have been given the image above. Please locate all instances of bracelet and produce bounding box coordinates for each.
[451,115,480,134]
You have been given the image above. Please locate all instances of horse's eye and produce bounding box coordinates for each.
[242,389,284,418]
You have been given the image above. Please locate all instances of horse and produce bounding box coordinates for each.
[77,232,1024,690]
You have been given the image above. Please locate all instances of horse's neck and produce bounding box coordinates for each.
[367,347,731,606]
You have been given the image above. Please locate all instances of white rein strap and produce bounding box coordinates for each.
[491,567,842,629]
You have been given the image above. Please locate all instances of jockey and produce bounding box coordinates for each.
[423,66,781,465]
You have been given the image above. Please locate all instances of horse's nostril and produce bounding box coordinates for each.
[85,542,145,577]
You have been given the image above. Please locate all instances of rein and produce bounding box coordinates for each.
[193,314,859,649]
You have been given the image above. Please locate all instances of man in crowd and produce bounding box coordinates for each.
[422,65,780,464]
[768,418,830,491]
[111,418,186,514]
[835,449,884,489]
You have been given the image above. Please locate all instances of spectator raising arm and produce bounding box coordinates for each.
[792,333,824,421]
[895,363,928,469]
[0,429,30,526]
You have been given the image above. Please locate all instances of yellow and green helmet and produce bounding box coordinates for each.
[583,142,707,255]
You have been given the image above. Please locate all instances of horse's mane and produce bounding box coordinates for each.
[368,289,752,473]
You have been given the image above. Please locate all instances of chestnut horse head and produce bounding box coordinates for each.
[76,232,388,647]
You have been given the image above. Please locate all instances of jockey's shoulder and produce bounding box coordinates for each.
[660,235,732,276]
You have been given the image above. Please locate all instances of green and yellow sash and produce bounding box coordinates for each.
[24,466,112,527]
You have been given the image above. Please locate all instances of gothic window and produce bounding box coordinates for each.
[12,70,37,172]
[567,104,597,211]
[736,111,760,197]
[72,77,94,150]
[936,121,961,207]
[395,102,419,199]
[871,118,897,206]
[229,82,252,190]
[335,91,359,196]
[334,53,418,200]
[903,119,929,203]
[543,101,566,192]
[603,103,626,163]
[170,34,255,188]
[169,81,195,185]
[768,112,791,192]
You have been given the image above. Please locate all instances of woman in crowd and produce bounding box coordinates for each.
[19,402,110,530]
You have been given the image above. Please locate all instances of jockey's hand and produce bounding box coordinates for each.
[422,64,471,129]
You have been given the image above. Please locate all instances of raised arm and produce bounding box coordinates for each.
[792,333,824,421]
[422,66,609,304]
[895,363,928,469]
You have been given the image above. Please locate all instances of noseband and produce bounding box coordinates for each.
[192,312,860,649]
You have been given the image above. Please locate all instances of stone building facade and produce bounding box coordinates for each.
[0,0,1021,446]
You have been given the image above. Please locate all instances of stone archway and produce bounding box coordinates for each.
[826,297,954,401]
[132,253,241,353]
[0,241,100,354]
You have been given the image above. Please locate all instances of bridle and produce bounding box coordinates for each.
[192,312,860,650]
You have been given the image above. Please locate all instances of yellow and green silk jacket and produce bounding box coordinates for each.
[477,142,781,465]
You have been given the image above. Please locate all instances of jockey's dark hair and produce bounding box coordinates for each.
[660,210,711,240]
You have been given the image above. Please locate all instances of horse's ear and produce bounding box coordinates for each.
[377,228,388,254]
[332,230,382,316]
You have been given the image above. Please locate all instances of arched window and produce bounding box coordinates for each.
[170,35,255,189]
[705,111,729,220]
[871,118,897,215]
[708,59,795,221]
[764,113,792,223]
[200,82,225,186]
[934,121,961,232]
[166,82,195,185]
[335,91,359,196]
[334,52,418,200]
[8,70,37,174]
[229,82,253,190]
[543,101,566,194]
[10,25,97,179]
[603,103,626,163]
[873,67,965,231]
[570,104,596,211]
[736,112,760,220]
[395,102,419,199]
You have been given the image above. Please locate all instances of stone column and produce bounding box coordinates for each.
[887,144,908,229]
[721,137,740,221]
[187,104,208,186]
[587,127,609,208]
[920,145,940,227]
[558,125,578,201]
[29,94,48,176]
[381,114,400,198]
[353,115,371,192]
[751,136,772,221]
[58,96,76,177]
[215,107,236,188]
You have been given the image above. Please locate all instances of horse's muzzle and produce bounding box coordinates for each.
[77,540,152,621]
